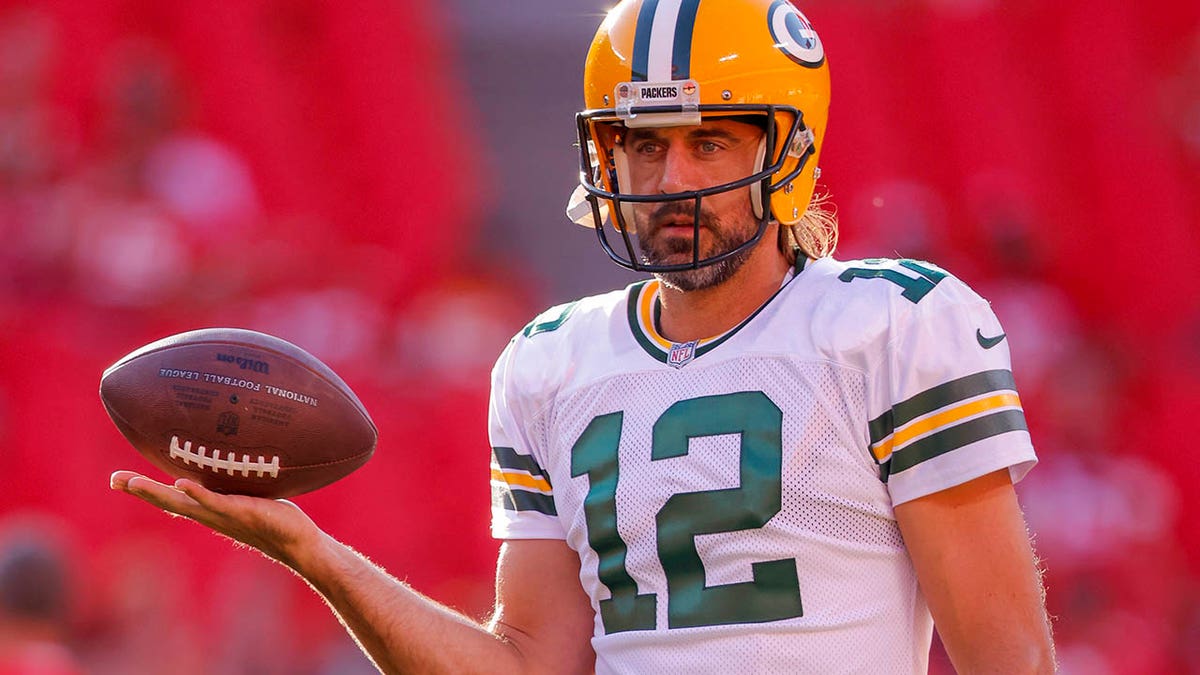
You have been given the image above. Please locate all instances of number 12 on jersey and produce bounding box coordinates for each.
[570,391,803,634]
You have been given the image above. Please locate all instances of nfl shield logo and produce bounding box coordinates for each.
[667,341,699,369]
[216,411,240,436]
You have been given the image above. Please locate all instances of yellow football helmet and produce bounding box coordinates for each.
[569,0,831,272]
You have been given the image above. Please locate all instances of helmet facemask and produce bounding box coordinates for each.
[572,105,815,273]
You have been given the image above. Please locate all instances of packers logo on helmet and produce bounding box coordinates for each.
[768,0,825,68]
[568,0,833,273]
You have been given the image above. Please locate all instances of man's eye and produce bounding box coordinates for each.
[698,141,721,153]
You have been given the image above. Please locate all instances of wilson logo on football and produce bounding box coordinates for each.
[216,353,271,374]
[168,435,281,478]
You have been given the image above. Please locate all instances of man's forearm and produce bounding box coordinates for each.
[109,474,594,674]
[288,532,521,675]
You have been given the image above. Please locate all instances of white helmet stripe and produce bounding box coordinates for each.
[646,0,685,81]
[631,0,702,82]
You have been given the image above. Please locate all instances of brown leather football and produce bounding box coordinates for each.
[100,328,377,498]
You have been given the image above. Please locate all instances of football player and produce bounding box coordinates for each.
[113,0,1056,672]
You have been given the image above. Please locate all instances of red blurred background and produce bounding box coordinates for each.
[0,0,1197,673]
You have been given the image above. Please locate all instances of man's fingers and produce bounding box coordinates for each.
[111,470,318,569]
[173,477,233,511]
[118,473,205,519]
[110,470,141,490]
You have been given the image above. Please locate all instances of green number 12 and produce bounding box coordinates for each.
[570,391,803,634]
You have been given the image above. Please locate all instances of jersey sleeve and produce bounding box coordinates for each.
[868,270,1037,506]
[488,333,565,540]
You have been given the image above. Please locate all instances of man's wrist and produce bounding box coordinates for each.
[274,522,337,578]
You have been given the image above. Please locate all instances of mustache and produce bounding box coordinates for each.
[644,201,715,231]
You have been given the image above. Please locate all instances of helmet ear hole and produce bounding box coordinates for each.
[749,135,768,219]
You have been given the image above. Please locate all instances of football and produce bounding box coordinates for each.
[100,328,377,498]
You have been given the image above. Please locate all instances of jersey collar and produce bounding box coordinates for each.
[625,258,807,367]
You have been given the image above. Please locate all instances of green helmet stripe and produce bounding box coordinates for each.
[630,0,659,82]
[671,0,702,80]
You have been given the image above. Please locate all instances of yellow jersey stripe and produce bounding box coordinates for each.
[635,279,741,350]
[638,281,674,349]
[871,392,1022,462]
[490,467,552,493]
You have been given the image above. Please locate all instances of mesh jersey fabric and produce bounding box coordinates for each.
[489,256,1037,674]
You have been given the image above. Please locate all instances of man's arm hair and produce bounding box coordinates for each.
[894,469,1056,674]
[111,472,595,675]
[292,536,596,675]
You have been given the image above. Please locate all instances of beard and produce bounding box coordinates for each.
[637,201,759,292]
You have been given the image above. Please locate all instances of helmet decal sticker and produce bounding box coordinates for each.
[631,0,703,82]
[768,0,825,68]
[614,78,702,127]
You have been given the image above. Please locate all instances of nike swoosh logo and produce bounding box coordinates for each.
[976,329,1007,349]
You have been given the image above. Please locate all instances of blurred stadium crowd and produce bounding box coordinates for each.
[0,1,1197,673]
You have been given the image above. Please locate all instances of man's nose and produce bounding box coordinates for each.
[656,145,700,195]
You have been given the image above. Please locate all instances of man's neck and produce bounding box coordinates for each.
[655,245,792,343]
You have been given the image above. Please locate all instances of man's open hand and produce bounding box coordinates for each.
[111,471,322,569]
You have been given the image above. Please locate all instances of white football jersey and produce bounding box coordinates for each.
[489,257,1036,674]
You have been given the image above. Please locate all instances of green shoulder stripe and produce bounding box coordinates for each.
[492,446,551,483]
[869,369,1017,444]
[493,488,557,516]
[888,409,1028,475]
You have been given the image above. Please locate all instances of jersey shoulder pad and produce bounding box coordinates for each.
[796,257,989,361]
[807,256,985,312]
[498,287,627,399]
[514,286,625,344]
[521,300,579,338]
